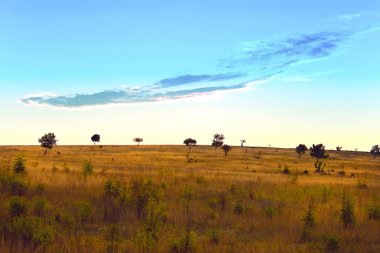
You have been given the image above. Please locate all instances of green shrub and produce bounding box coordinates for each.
[104,179,122,198]
[207,228,220,245]
[7,196,27,217]
[35,183,45,196]
[13,154,27,174]
[341,191,355,227]
[7,216,56,248]
[282,165,290,174]
[324,235,341,252]
[75,200,93,223]
[264,206,277,219]
[169,231,197,253]
[0,174,28,196]
[233,200,243,215]
[32,197,51,217]
[302,204,315,228]
[82,160,94,177]
[104,224,122,253]
[130,178,162,220]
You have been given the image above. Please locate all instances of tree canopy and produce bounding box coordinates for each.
[133,137,143,147]
[310,144,329,160]
[91,134,100,145]
[370,145,380,158]
[183,138,197,150]
[212,133,225,150]
[38,133,57,155]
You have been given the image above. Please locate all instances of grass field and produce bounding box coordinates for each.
[0,145,379,253]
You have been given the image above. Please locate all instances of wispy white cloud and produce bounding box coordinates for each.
[338,11,379,21]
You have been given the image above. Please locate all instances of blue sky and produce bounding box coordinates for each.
[0,0,379,150]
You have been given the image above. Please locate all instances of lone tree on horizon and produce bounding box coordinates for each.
[240,140,246,147]
[38,133,57,156]
[336,146,342,151]
[222,144,232,156]
[212,133,225,150]
[133,137,143,147]
[310,144,329,172]
[370,145,380,158]
[296,144,307,158]
[310,144,329,160]
[91,134,100,145]
[183,138,197,151]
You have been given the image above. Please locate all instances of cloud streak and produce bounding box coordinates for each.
[157,73,245,87]
[22,24,377,109]
[221,31,351,70]
[21,82,255,108]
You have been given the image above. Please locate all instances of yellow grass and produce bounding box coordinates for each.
[0,145,379,252]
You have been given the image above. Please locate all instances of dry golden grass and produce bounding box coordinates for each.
[0,145,379,253]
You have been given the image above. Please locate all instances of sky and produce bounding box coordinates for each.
[0,0,379,150]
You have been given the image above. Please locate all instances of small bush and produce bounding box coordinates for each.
[104,224,122,253]
[341,191,355,227]
[0,175,29,196]
[7,216,56,248]
[82,160,94,177]
[338,171,345,177]
[75,200,93,223]
[7,196,27,217]
[13,154,27,174]
[169,231,197,253]
[32,197,51,217]
[282,165,290,174]
[367,203,380,220]
[207,228,220,245]
[302,204,315,228]
[104,179,122,198]
[233,200,243,215]
[314,160,326,173]
[264,207,277,219]
[324,235,341,252]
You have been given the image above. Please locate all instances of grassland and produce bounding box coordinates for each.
[0,145,379,253]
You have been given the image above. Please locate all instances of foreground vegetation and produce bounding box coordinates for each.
[0,145,379,253]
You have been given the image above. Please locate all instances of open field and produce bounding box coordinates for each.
[0,145,379,253]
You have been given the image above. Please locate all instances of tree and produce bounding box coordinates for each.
[310,144,329,173]
[336,146,342,151]
[240,140,246,147]
[222,144,232,156]
[296,144,307,158]
[212,133,225,150]
[91,134,100,145]
[38,133,57,156]
[310,144,329,160]
[370,145,380,158]
[133,137,143,147]
[183,138,197,151]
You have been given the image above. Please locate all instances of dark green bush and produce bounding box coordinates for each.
[324,235,341,252]
[341,191,355,227]
[0,174,28,196]
[7,196,27,217]
[13,154,27,174]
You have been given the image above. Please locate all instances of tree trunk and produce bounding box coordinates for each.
[44,148,47,156]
